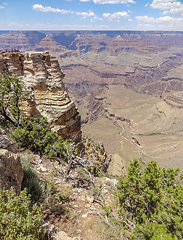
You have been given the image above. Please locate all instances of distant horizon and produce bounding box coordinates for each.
[1,30,183,33]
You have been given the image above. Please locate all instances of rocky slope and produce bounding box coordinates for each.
[0,50,82,145]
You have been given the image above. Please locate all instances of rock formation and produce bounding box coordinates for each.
[0,50,82,145]
[164,92,183,108]
[0,128,23,194]
[33,36,67,54]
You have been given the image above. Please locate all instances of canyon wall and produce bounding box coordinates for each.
[0,50,82,145]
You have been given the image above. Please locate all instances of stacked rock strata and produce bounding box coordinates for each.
[0,51,82,145]
[164,92,183,108]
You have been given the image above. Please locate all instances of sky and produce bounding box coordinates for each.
[1,0,183,31]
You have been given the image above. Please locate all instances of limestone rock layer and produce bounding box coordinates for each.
[0,51,82,144]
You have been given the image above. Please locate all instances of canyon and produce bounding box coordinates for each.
[1,30,183,174]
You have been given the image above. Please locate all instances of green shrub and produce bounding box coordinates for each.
[103,204,113,217]
[0,188,44,240]
[21,157,46,202]
[131,222,176,240]
[0,74,27,127]
[11,116,68,161]
[116,159,183,239]
[100,148,104,155]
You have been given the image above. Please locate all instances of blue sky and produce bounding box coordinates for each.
[1,0,183,31]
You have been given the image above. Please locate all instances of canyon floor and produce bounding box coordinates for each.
[78,86,183,175]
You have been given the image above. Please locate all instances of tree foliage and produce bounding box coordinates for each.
[0,188,44,239]
[0,74,26,127]
[116,159,183,239]
[131,222,175,240]
[10,116,68,160]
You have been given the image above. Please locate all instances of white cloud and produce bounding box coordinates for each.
[136,15,155,22]
[156,15,183,22]
[80,0,91,1]
[32,4,74,14]
[128,18,133,21]
[92,0,135,4]
[3,3,7,5]
[103,13,111,18]
[136,15,183,23]
[145,3,149,7]
[150,0,183,15]
[103,11,129,20]
[76,10,95,18]
[92,16,103,20]
[0,5,4,9]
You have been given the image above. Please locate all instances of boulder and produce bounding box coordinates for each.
[43,223,73,240]
[0,128,23,194]
[0,128,18,153]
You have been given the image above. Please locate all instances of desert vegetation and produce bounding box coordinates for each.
[116,159,183,239]
[1,73,183,239]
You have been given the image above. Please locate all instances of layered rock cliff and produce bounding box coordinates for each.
[0,51,82,145]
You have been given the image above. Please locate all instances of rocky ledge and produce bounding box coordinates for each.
[0,50,82,145]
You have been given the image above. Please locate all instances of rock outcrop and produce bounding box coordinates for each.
[0,51,82,145]
[33,36,67,53]
[43,223,73,240]
[164,92,183,108]
[0,128,23,194]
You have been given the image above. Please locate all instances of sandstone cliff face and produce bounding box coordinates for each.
[0,51,82,144]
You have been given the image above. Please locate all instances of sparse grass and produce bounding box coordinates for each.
[85,218,94,230]
[88,187,101,197]
[20,155,70,215]
[105,180,113,187]
[97,180,103,189]
[66,210,79,218]
[76,166,89,180]
[43,171,70,213]
[105,180,116,192]
[98,219,125,240]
